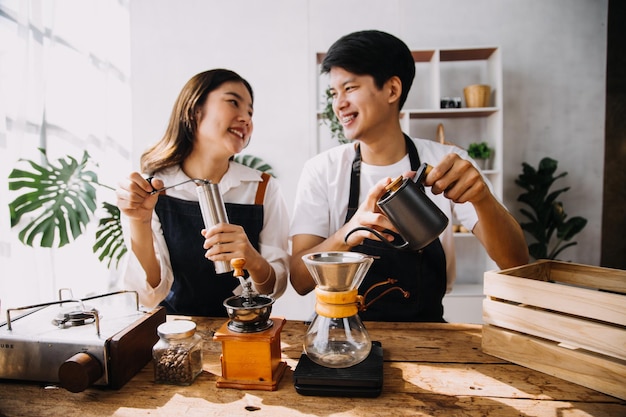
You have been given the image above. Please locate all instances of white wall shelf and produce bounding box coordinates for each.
[402,108,499,118]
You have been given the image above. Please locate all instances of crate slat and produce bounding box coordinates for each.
[482,324,626,400]
[495,260,626,293]
[483,298,626,360]
[484,269,626,326]
[546,262,626,293]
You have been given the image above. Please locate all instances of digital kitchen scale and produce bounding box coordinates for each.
[293,341,383,398]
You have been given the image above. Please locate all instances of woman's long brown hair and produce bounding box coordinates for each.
[140,69,254,174]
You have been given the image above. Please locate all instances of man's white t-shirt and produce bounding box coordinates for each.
[290,136,493,292]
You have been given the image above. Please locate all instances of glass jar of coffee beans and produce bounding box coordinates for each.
[153,320,203,385]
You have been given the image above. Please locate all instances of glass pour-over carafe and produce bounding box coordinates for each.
[301,252,374,368]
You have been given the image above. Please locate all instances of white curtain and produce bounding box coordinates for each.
[0,0,132,312]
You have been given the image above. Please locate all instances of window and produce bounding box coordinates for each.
[0,0,132,311]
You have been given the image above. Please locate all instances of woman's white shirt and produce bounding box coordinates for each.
[121,162,290,308]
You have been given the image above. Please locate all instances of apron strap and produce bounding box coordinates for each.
[345,135,421,223]
[345,143,361,223]
[254,172,271,205]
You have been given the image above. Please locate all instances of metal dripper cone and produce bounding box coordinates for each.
[301,252,373,292]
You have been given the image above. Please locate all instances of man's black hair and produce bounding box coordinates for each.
[321,30,416,109]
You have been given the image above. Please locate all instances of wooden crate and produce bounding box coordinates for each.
[481,260,626,400]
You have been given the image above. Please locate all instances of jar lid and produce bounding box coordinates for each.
[157,320,197,339]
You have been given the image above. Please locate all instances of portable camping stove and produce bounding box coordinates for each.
[0,290,165,392]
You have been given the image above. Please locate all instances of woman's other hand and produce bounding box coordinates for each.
[116,172,162,223]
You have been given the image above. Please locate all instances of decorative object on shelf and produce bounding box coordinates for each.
[435,123,459,147]
[440,97,461,109]
[320,86,348,143]
[452,224,470,234]
[467,141,494,170]
[463,84,491,108]
[436,124,445,144]
[515,157,587,261]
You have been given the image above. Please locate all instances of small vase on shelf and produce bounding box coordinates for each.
[476,157,492,170]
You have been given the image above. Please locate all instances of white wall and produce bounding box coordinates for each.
[129,0,608,319]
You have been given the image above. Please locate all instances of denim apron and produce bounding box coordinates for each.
[155,173,269,316]
[345,135,447,322]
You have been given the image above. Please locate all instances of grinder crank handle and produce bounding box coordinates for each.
[231,258,251,298]
[231,258,246,278]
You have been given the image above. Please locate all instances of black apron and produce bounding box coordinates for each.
[154,180,266,317]
[346,135,447,322]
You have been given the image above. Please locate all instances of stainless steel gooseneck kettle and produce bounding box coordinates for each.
[345,163,448,251]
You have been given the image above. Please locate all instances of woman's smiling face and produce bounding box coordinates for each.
[195,80,254,156]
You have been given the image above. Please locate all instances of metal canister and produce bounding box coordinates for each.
[196,182,232,273]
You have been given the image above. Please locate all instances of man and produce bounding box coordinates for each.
[290,30,528,322]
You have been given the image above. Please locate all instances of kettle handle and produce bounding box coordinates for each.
[412,163,433,184]
[344,226,409,250]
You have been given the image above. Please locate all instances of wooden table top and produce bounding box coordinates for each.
[0,317,624,417]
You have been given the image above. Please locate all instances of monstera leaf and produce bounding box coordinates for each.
[93,202,127,269]
[234,154,275,177]
[8,149,126,268]
[9,149,98,247]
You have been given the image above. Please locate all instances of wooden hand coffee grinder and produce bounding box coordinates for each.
[213,258,288,391]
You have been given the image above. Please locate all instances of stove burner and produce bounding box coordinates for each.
[52,308,99,328]
[1,290,166,392]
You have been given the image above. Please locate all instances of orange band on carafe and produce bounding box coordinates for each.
[314,288,358,318]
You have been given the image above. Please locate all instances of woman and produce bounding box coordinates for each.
[116,69,289,316]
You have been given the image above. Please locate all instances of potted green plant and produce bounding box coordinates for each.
[467,141,494,170]
[320,87,349,144]
[515,157,587,261]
